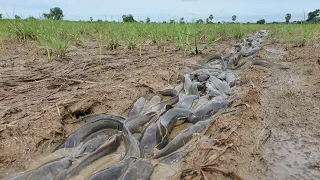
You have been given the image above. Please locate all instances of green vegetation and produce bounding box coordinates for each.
[232,15,237,22]
[257,19,266,24]
[43,7,64,20]
[122,14,136,23]
[146,17,150,23]
[285,13,292,24]
[0,7,319,60]
[282,87,297,97]
[0,19,319,59]
[206,15,214,24]
[307,9,320,23]
[15,15,21,20]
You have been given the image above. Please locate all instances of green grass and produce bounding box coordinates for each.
[0,19,319,59]
[282,87,297,97]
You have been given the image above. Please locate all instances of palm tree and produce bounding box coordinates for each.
[179,17,185,24]
[146,17,150,23]
[232,15,237,22]
[285,13,291,24]
[209,14,213,21]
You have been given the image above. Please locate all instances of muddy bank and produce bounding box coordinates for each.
[0,40,231,178]
[179,43,320,179]
[3,30,269,179]
[260,44,320,179]
[1,34,319,180]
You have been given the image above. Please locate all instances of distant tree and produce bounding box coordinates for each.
[307,9,320,23]
[26,16,36,20]
[90,17,93,21]
[122,14,136,23]
[162,21,167,24]
[146,17,150,23]
[179,17,185,24]
[170,19,175,24]
[15,15,21,20]
[257,19,266,24]
[232,15,237,22]
[285,13,291,24]
[206,15,213,24]
[43,7,64,20]
[97,19,103,22]
[195,19,204,24]
[209,14,213,21]
[0,13,2,19]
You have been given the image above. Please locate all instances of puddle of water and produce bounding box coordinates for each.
[28,147,80,170]
[73,141,126,179]
[170,123,193,140]
[263,128,320,179]
[151,162,181,180]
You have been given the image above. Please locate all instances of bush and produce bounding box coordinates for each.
[257,19,266,24]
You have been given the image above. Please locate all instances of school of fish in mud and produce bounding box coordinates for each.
[5,30,268,180]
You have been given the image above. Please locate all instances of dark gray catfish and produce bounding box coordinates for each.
[209,76,231,95]
[54,134,122,180]
[87,122,142,179]
[179,95,199,109]
[243,46,260,57]
[76,134,111,157]
[120,159,154,180]
[125,112,157,134]
[251,59,289,69]
[148,89,179,114]
[183,74,192,95]
[82,114,126,124]
[174,83,184,93]
[187,98,232,124]
[87,122,142,180]
[128,96,147,118]
[139,123,158,156]
[190,82,201,96]
[122,122,142,159]
[88,158,135,180]
[80,129,119,144]
[156,108,193,149]
[5,157,72,180]
[153,119,211,159]
[57,118,124,149]
[139,106,173,156]
[197,74,210,82]
[225,71,237,87]
[206,82,222,97]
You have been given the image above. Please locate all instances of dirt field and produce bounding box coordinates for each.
[1,37,319,179]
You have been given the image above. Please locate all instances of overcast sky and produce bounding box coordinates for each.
[0,0,319,22]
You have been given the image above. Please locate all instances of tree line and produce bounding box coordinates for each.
[1,7,319,24]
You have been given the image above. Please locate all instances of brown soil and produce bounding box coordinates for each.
[1,37,319,180]
[177,42,320,180]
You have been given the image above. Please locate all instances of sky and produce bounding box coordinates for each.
[0,0,319,22]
